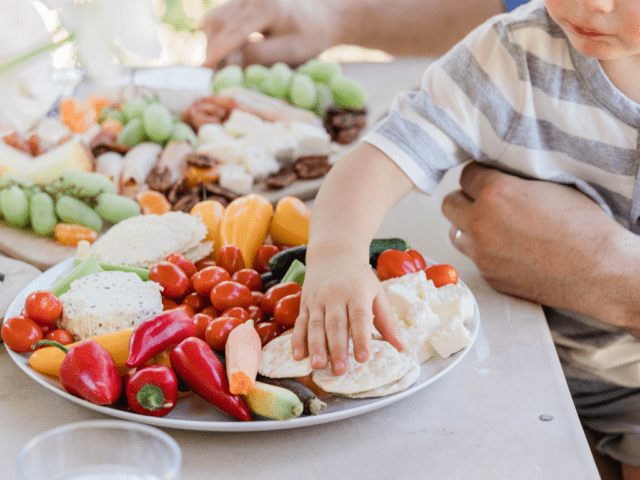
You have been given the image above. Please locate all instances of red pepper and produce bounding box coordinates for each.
[125,365,178,417]
[39,339,122,406]
[126,310,197,368]
[170,337,252,421]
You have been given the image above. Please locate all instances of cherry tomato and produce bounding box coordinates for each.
[222,307,250,321]
[161,297,179,311]
[204,316,244,351]
[253,245,280,273]
[425,264,458,287]
[165,252,197,279]
[210,280,253,311]
[181,292,211,313]
[261,281,302,316]
[376,249,418,281]
[191,266,231,297]
[216,245,245,275]
[196,259,217,270]
[248,305,265,323]
[192,313,215,340]
[406,249,427,271]
[39,322,56,337]
[251,291,264,307]
[232,268,263,291]
[149,261,191,299]
[255,321,285,347]
[200,305,221,318]
[1,316,43,353]
[24,290,62,326]
[274,291,301,328]
[45,329,74,345]
[169,304,195,318]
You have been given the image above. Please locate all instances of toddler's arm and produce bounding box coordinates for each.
[291,142,414,375]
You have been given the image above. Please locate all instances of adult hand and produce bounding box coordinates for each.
[441,162,640,335]
[200,0,339,68]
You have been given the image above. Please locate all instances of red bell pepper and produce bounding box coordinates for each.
[126,309,196,368]
[170,337,252,421]
[125,364,178,417]
[41,339,122,406]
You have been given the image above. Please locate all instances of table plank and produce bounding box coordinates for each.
[0,255,41,320]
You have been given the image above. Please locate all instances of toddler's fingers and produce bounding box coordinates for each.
[291,308,309,360]
[324,305,350,376]
[306,308,329,370]
[372,292,404,352]
[347,301,372,363]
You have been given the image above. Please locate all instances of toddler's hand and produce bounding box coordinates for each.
[291,254,403,376]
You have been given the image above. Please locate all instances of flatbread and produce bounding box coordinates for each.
[258,334,312,378]
[348,362,421,398]
[311,339,415,395]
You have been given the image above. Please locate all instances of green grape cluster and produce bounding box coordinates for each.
[210,60,368,118]
[0,171,141,237]
[98,95,198,149]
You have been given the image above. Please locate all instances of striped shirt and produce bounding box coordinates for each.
[363,0,640,385]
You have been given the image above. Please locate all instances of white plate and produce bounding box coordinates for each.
[5,257,480,432]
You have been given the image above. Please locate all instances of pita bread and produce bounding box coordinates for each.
[258,334,312,378]
[348,362,421,398]
[311,340,415,395]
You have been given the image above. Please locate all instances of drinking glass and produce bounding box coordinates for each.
[16,419,182,480]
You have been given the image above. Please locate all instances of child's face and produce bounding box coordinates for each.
[545,0,640,59]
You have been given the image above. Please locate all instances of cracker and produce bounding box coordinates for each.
[311,339,414,395]
[348,362,421,398]
[258,334,312,378]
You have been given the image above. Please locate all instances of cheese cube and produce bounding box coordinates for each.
[433,297,475,323]
[406,300,440,329]
[237,144,280,179]
[197,123,227,144]
[261,122,298,163]
[218,163,253,194]
[289,120,331,157]
[385,283,421,324]
[223,109,265,138]
[399,326,433,364]
[428,317,473,358]
[197,137,242,164]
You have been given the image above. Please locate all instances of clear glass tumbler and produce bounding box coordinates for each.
[16,420,182,480]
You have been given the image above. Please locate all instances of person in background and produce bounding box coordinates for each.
[201,0,528,68]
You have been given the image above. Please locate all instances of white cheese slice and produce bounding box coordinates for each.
[289,120,331,157]
[428,316,473,358]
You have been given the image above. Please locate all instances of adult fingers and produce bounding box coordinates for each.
[458,161,504,200]
[242,34,322,67]
[441,189,473,228]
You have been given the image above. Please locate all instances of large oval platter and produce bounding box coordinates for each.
[5,257,480,432]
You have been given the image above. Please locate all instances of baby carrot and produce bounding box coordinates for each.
[225,320,261,395]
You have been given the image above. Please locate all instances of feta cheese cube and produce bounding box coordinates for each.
[399,326,433,364]
[237,144,280,179]
[218,163,253,194]
[433,297,475,323]
[197,123,227,144]
[428,317,473,358]
[223,109,266,138]
[385,283,421,324]
[289,120,331,157]
[197,137,242,164]
[406,300,440,329]
[262,122,298,163]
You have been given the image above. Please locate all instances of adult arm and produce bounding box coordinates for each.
[201,0,504,67]
[290,142,413,375]
[441,162,640,337]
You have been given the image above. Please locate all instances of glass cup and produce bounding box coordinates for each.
[16,420,182,480]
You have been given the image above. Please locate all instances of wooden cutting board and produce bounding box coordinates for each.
[0,225,75,271]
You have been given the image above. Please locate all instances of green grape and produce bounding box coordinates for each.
[171,122,198,147]
[0,174,35,190]
[301,61,341,84]
[123,97,148,122]
[98,106,126,124]
[94,193,141,224]
[55,195,103,232]
[289,73,318,110]
[0,185,29,228]
[244,64,269,89]
[211,65,244,93]
[261,62,293,98]
[30,191,58,237]
[59,170,116,197]
[117,118,148,147]
[143,103,174,143]
[297,59,321,75]
[329,74,368,109]
[314,82,333,119]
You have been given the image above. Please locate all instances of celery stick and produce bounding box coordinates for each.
[73,258,150,281]
[51,255,104,297]
[281,259,305,286]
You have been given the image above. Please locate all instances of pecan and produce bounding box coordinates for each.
[294,156,332,179]
[202,182,240,203]
[89,129,131,157]
[166,177,189,205]
[265,164,297,189]
[146,166,173,193]
[172,194,200,213]
[185,152,218,169]
[324,105,367,144]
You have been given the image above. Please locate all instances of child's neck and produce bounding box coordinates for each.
[600,56,640,105]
